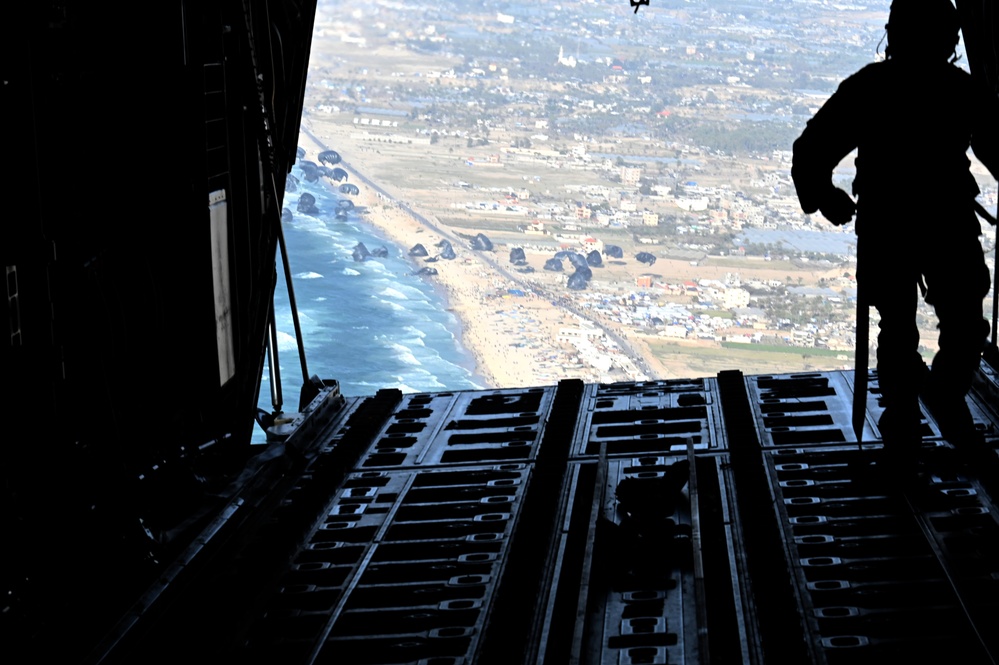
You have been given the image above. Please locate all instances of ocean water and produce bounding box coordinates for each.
[253,169,484,442]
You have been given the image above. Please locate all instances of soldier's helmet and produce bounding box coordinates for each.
[885,0,961,61]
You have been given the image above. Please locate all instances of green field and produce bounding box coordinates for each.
[647,339,854,377]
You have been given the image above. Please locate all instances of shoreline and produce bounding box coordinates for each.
[296,126,652,390]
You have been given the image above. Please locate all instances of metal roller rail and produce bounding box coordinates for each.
[102,369,999,664]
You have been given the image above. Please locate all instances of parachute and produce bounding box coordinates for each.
[370,246,389,258]
[574,265,593,282]
[298,161,321,183]
[567,271,589,290]
[339,183,360,196]
[472,233,493,251]
[437,239,456,260]
[296,146,306,160]
[409,243,429,257]
[565,252,588,270]
[509,247,526,265]
[586,250,603,267]
[352,243,371,262]
[417,267,439,276]
[636,252,657,266]
[285,173,299,193]
[330,167,349,182]
[543,258,564,272]
[337,199,355,211]
[318,149,341,166]
[281,208,293,224]
[604,245,624,259]
[297,193,318,215]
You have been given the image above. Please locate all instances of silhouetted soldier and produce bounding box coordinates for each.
[791,0,999,456]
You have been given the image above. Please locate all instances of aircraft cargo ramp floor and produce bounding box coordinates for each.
[98,366,999,665]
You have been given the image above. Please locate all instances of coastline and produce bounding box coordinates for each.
[295,127,652,390]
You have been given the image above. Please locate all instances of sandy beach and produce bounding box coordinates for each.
[292,114,874,390]
[294,129,664,390]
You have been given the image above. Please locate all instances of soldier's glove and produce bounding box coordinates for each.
[818,187,856,226]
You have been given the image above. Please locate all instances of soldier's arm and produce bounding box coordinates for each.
[791,75,862,216]
[970,86,999,182]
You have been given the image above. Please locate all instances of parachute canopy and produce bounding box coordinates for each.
[565,252,587,270]
[586,250,603,267]
[298,162,320,183]
[352,242,371,262]
[339,183,360,196]
[318,149,341,166]
[297,193,318,215]
[409,243,429,257]
[509,247,526,265]
[330,167,349,182]
[285,173,299,193]
[604,245,624,259]
[472,233,493,251]
[567,271,589,290]
[543,258,564,272]
[437,239,456,260]
[635,252,657,266]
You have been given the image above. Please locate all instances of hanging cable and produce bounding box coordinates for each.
[241,0,310,387]
[272,173,310,385]
[267,300,283,413]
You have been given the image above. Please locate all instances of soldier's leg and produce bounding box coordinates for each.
[860,241,925,449]
[922,235,991,441]
[872,281,925,448]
